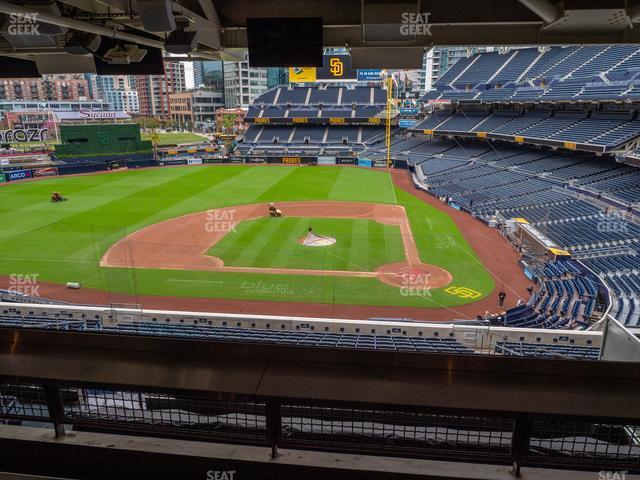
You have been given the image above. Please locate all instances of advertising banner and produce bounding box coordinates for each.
[399,119,418,128]
[187,158,203,165]
[159,159,186,166]
[357,158,373,168]
[357,69,383,82]
[289,67,317,83]
[7,169,32,181]
[33,167,59,177]
[0,128,47,143]
[317,156,336,165]
[399,107,419,116]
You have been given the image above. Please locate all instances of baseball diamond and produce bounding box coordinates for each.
[0,165,528,319]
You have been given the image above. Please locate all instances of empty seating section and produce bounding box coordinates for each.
[421,44,640,104]
[326,127,358,143]
[491,113,548,135]
[495,341,599,360]
[542,46,607,79]
[471,113,518,131]
[309,87,339,104]
[405,136,640,327]
[0,314,474,354]
[436,113,487,132]
[436,55,474,86]
[501,259,599,329]
[540,81,584,99]
[416,107,640,149]
[523,47,576,81]
[277,87,309,104]
[341,86,372,104]
[576,83,629,99]
[570,45,638,79]
[517,113,582,139]
[250,86,386,120]
[453,52,511,86]
[492,48,540,83]
[414,113,451,130]
[290,127,325,143]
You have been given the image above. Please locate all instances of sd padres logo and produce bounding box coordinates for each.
[329,58,343,77]
[445,286,481,299]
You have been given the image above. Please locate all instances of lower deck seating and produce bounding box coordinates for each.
[495,341,599,360]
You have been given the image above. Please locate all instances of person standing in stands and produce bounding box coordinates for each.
[498,290,506,308]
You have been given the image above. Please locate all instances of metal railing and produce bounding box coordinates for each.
[1,378,638,476]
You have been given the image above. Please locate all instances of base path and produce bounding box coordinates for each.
[101,201,453,289]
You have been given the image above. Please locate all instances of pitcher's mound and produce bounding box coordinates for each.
[300,231,336,247]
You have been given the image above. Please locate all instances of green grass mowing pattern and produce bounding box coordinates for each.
[0,165,494,308]
[208,217,405,271]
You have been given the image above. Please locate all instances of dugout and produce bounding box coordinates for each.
[513,219,572,261]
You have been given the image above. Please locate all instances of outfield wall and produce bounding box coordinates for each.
[0,154,398,184]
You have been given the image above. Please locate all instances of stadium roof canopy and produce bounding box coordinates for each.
[2,0,640,71]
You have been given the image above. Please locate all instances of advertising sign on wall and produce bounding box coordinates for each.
[317,156,336,165]
[33,167,58,177]
[357,69,383,82]
[7,169,32,181]
[0,128,47,143]
[399,119,418,128]
[288,67,317,83]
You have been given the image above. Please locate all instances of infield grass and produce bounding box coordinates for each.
[208,217,405,271]
[0,165,494,308]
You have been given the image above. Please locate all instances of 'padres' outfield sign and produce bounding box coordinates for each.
[282,157,301,164]
[0,128,47,143]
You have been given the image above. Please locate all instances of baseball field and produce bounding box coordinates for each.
[0,165,507,315]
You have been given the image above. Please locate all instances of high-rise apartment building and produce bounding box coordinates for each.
[135,61,186,118]
[223,61,268,108]
[0,74,89,102]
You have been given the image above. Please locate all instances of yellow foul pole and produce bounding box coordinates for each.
[385,75,393,168]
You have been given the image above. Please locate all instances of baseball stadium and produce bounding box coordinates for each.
[1,2,640,480]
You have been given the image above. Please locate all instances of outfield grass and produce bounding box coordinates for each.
[208,217,405,271]
[0,165,494,308]
[141,132,208,145]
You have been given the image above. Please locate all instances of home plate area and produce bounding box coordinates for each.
[300,229,337,247]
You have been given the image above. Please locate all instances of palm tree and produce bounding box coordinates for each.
[149,129,160,161]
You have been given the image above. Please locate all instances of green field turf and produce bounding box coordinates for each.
[0,165,494,308]
[208,217,405,271]
[141,132,208,145]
